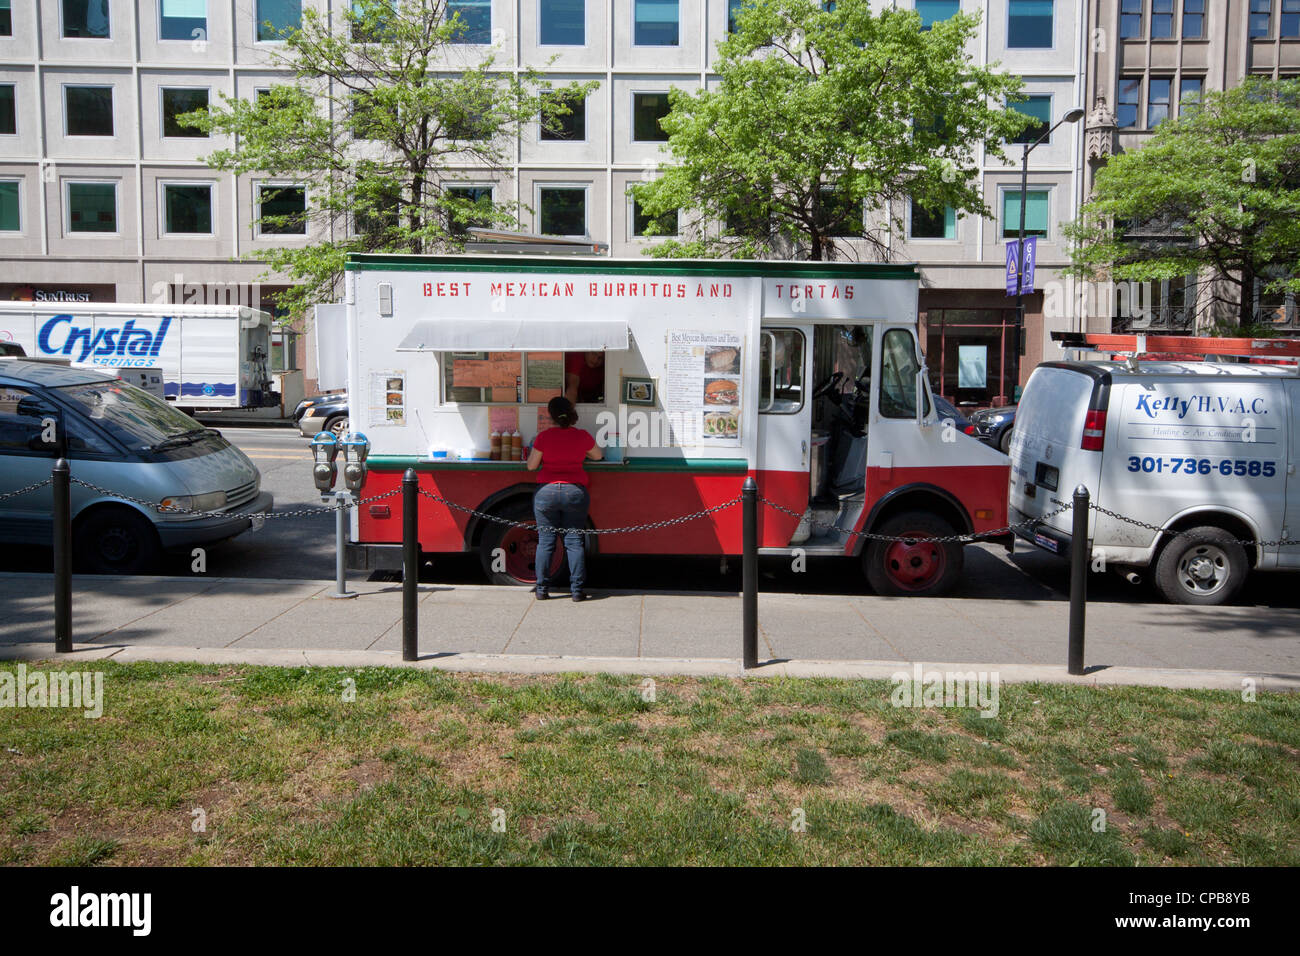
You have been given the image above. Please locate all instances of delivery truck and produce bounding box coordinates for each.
[1011,332,1300,605]
[341,254,1010,595]
[0,303,278,412]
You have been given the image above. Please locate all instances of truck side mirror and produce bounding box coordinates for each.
[916,367,928,427]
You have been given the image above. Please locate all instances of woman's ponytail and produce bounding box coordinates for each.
[547,396,577,428]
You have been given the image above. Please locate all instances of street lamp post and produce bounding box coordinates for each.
[1011,106,1085,401]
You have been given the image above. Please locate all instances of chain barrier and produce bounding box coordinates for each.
[0,478,52,503]
[5,474,1294,549]
[63,477,402,520]
[759,495,1074,545]
[417,486,743,536]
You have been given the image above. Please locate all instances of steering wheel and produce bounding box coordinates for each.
[854,370,871,395]
[812,371,844,401]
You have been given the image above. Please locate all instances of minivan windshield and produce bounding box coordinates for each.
[55,380,206,454]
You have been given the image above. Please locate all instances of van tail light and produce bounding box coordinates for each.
[1081,409,1107,451]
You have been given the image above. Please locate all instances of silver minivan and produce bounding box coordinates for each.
[0,360,272,572]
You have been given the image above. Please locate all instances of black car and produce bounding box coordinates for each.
[296,393,349,437]
[931,394,973,432]
[968,404,1017,453]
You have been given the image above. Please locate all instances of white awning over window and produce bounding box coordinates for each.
[396,318,628,352]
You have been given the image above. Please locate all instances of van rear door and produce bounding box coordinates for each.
[1009,363,1108,552]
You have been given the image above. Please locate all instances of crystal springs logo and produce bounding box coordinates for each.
[36,314,172,366]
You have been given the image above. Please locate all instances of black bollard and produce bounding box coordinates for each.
[742,476,758,669]
[402,468,419,662]
[52,458,72,653]
[1068,484,1090,676]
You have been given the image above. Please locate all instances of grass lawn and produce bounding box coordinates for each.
[1,661,1297,866]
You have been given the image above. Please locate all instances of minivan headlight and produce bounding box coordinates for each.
[158,491,226,515]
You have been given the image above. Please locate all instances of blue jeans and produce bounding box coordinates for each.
[533,482,589,594]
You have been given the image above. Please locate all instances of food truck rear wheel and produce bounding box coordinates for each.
[863,512,963,597]
[478,500,567,587]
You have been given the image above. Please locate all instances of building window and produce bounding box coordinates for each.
[161,88,209,138]
[910,201,956,239]
[353,184,400,240]
[727,0,742,33]
[635,0,679,46]
[1147,76,1171,126]
[0,180,19,232]
[0,0,11,37]
[447,0,490,44]
[0,84,14,135]
[540,90,586,141]
[1007,0,1052,48]
[1179,76,1203,114]
[538,186,586,236]
[539,0,584,45]
[632,92,671,142]
[66,181,117,233]
[915,1,960,29]
[1283,0,1300,37]
[1117,76,1140,128]
[65,86,114,136]
[349,91,394,140]
[445,185,492,236]
[1002,189,1049,239]
[256,0,301,41]
[162,183,213,234]
[1150,0,1174,37]
[160,0,206,41]
[1182,0,1204,38]
[1009,95,1051,144]
[632,198,678,237]
[350,0,394,42]
[1119,0,1142,38]
[1250,0,1271,38]
[62,0,110,39]
[256,184,307,236]
[817,186,864,237]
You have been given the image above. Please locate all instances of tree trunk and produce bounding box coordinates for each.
[410,170,424,255]
[1238,264,1255,330]
[810,230,823,261]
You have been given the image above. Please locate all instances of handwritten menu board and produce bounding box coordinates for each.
[526,352,564,403]
[665,330,742,446]
[452,352,521,389]
[368,370,405,426]
[490,406,519,434]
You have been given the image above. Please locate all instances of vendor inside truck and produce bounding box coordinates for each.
[565,351,605,404]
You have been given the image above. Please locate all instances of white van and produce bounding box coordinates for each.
[1009,345,1300,605]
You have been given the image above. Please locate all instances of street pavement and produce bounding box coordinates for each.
[2,571,1297,691]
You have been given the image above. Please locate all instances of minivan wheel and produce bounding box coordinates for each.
[1154,527,1247,606]
[864,511,964,597]
[74,507,161,574]
[325,414,349,438]
[998,428,1013,454]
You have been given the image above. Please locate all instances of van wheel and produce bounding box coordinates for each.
[477,500,567,587]
[74,507,161,574]
[864,512,964,596]
[1153,527,1246,606]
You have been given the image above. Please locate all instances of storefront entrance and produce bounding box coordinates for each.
[922,308,1021,409]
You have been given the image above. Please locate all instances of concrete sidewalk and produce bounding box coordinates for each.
[2,572,1298,691]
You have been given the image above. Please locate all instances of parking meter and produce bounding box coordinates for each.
[310,432,339,492]
[340,432,370,493]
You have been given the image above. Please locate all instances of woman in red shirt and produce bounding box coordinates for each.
[526,396,603,601]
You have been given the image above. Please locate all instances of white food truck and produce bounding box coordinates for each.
[1011,332,1300,605]
[0,303,279,412]
[342,254,1011,595]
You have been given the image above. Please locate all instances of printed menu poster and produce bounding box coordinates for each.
[369,370,405,426]
[665,330,742,446]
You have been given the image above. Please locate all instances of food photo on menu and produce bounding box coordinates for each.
[705,345,741,374]
[703,378,739,405]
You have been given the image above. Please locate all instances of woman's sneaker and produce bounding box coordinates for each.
[535,588,550,601]
[571,591,589,602]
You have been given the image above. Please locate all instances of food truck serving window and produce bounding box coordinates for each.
[443,351,601,405]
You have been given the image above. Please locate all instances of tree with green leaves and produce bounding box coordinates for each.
[1067,78,1300,332]
[629,0,1030,261]
[183,0,594,314]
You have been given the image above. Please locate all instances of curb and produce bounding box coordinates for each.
[2,642,1296,692]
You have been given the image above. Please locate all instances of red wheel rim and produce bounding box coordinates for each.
[882,532,945,592]
[498,522,566,584]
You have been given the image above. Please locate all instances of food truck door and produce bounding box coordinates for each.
[756,327,813,530]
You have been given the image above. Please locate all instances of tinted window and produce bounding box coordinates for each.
[56,380,203,455]
[540,0,583,45]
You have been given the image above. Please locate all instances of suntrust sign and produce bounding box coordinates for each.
[36,314,173,366]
